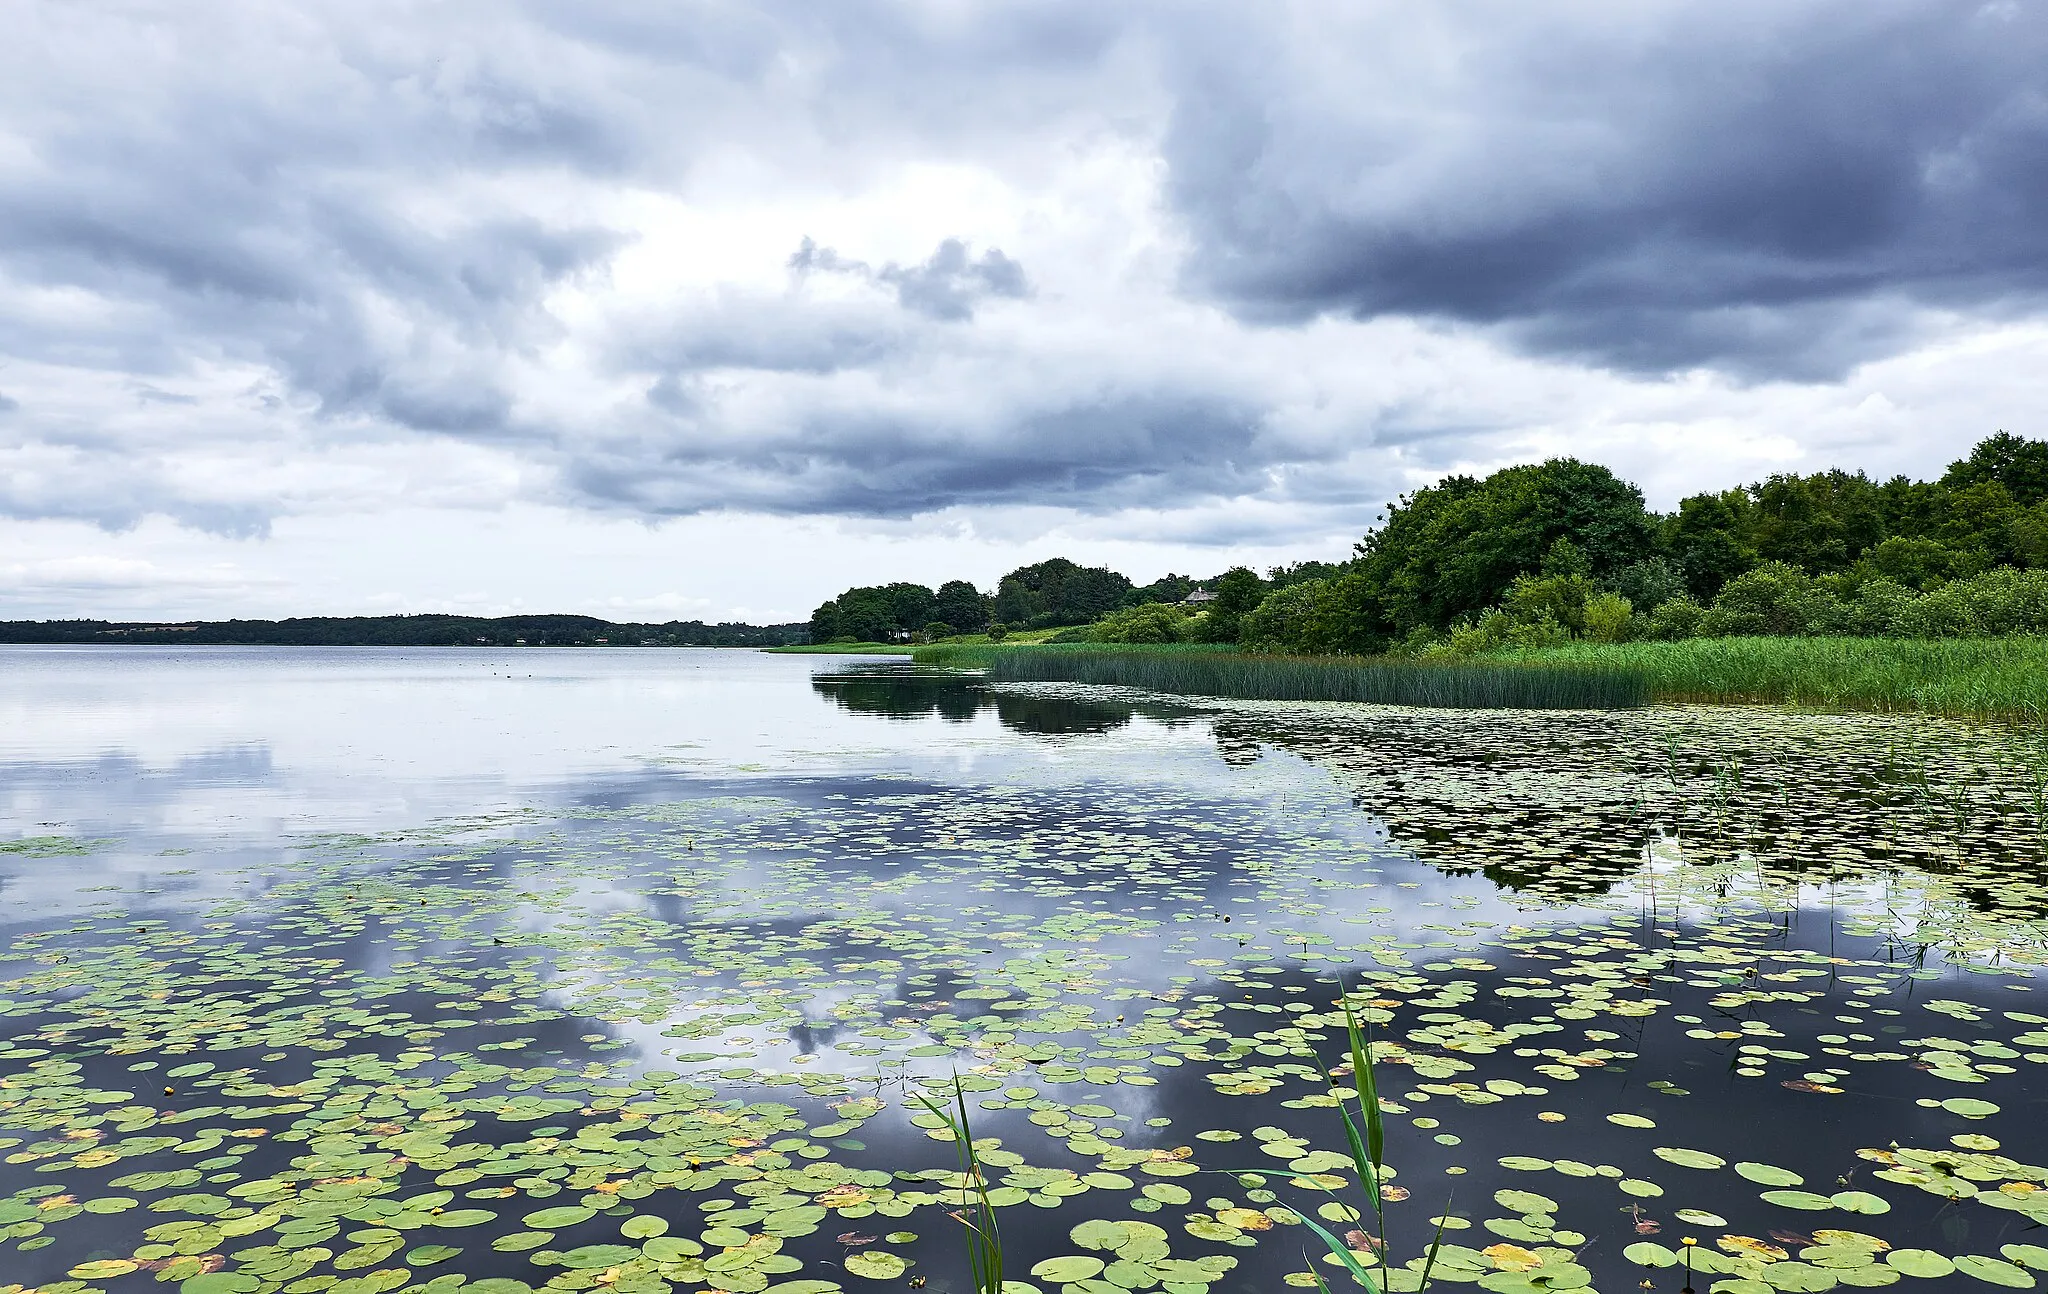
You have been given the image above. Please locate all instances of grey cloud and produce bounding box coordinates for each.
[1161,1,2048,377]
[791,237,1030,322]
[565,394,1276,518]
[7,0,2045,547]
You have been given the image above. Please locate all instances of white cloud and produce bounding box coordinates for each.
[1,0,2043,618]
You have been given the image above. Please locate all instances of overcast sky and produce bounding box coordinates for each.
[4,0,2046,622]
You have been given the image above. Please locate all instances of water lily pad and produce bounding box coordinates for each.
[1830,1192,1890,1215]
[1886,1251,1954,1278]
[1953,1256,2036,1288]
[1031,1257,1107,1283]
[846,1252,911,1280]
[1625,1242,1678,1268]
[1762,1191,1838,1211]
[1655,1147,1728,1170]
[1738,1163,1806,1187]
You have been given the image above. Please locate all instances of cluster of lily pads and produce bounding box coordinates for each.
[4,695,2048,1294]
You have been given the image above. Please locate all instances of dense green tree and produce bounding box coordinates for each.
[1356,458,1654,632]
[1126,573,1196,606]
[931,580,990,633]
[1198,567,1266,643]
[1663,490,1757,598]
[1747,470,1888,574]
[992,558,1132,627]
[808,582,935,643]
[1942,431,2048,507]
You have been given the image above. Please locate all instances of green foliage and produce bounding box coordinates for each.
[1356,458,1655,633]
[810,582,936,644]
[1700,562,1842,636]
[993,558,1133,628]
[0,615,808,648]
[1582,592,1634,643]
[1645,596,1706,641]
[968,649,1648,710]
[1610,557,1688,611]
[1941,430,2048,506]
[1197,567,1266,643]
[1493,636,2048,720]
[1088,603,1195,644]
[1240,574,1389,656]
[933,580,992,633]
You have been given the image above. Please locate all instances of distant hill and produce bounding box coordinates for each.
[0,614,808,647]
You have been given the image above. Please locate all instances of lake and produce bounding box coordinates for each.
[4,646,2046,1294]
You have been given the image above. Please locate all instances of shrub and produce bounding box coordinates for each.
[1502,573,1596,634]
[1646,596,1705,640]
[1088,603,1194,644]
[1611,558,1688,612]
[923,621,955,640]
[986,623,1009,642]
[1842,578,1917,636]
[1582,592,1635,643]
[1702,562,1845,636]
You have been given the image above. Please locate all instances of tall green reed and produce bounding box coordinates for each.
[1240,991,1448,1292]
[914,1076,1005,1294]
[924,649,1645,711]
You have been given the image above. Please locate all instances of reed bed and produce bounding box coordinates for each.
[1495,636,2048,722]
[943,648,1648,710]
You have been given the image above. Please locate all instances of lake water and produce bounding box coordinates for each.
[4,647,2047,1294]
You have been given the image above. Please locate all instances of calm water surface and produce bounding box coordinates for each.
[3,647,2045,1294]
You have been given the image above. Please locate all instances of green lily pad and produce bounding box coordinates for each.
[1954,1257,2036,1288]
[1654,1147,1727,1170]
[1762,1191,1839,1211]
[1737,1162,1806,1187]
[1886,1251,1954,1278]
[1624,1242,1678,1267]
[846,1252,911,1280]
[1031,1256,1107,1283]
[1830,1192,1890,1215]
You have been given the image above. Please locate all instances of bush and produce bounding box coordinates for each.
[1088,603,1194,644]
[1702,562,1845,636]
[1502,573,1597,634]
[1646,596,1705,640]
[922,621,954,640]
[1611,558,1688,612]
[1045,626,1095,644]
[986,623,1009,642]
[1582,592,1634,643]
[1842,578,1917,636]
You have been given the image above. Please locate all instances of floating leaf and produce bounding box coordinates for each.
[1761,1191,1838,1211]
[845,1252,911,1280]
[1887,1251,1955,1278]
[1625,1242,1678,1268]
[1953,1256,2036,1288]
[1738,1163,1806,1187]
[1654,1147,1728,1170]
[1029,1257,1104,1284]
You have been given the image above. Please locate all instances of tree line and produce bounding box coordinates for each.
[0,615,809,647]
[810,431,2048,651]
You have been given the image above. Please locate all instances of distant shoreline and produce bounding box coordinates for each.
[0,613,807,649]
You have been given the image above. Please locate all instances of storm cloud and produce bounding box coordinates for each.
[1162,2,2048,377]
[1,0,2045,564]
